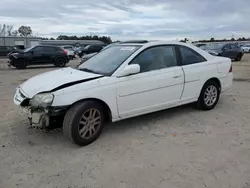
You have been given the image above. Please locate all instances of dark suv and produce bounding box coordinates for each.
[8,45,69,69]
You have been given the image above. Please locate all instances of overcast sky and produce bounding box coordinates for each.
[1,0,250,40]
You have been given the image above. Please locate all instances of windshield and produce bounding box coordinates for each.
[23,46,35,52]
[201,43,224,50]
[78,45,141,76]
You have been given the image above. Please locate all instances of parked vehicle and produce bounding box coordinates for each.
[0,46,22,56]
[241,45,250,53]
[14,41,233,146]
[80,43,117,63]
[8,45,69,69]
[195,43,206,47]
[78,44,104,57]
[80,41,144,63]
[201,43,244,61]
[61,45,76,60]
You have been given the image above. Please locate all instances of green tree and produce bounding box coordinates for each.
[210,37,215,42]
[18,26,32,36]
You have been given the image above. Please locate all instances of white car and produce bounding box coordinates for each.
[61,45,75,59]
[241,45,250,53]
[14,41,233,146]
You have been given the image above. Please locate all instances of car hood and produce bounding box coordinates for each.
[20,67,102,98]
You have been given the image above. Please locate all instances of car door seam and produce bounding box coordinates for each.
[119,83,183,97]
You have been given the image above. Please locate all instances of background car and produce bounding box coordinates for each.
[79,41,147,64]
[8,45,69,69]
[241,45,250,53]
[61,45,76,60]
[0,46,23,56]
[78,44,104,57]
[201,43,244,61]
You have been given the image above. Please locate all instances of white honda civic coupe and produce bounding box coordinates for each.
[14,41,233,146]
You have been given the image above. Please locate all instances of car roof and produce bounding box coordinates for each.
[118,41,215,60]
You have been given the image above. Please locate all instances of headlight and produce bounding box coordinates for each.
[30,93,54,108]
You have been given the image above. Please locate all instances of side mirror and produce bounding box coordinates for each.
[117,64,140,77]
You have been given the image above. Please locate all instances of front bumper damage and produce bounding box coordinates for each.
[21,106,68,129]
[22,107,50,128]
[15,88,67,129]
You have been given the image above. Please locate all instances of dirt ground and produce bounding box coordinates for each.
[0,55,250,188]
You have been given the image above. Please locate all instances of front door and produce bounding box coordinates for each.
[32,46,49,64]
[117,45,184,118]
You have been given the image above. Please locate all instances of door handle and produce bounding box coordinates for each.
[173,73,181,78]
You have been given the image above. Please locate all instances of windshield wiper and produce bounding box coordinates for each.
[79,68,100,75]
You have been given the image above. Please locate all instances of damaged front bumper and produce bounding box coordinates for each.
[15,87,68,129]
[21,106,68,129]
[21,107,50,128]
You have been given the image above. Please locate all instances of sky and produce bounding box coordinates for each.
[0,0,250,41]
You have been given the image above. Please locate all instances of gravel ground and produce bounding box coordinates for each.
[0,55,250,188]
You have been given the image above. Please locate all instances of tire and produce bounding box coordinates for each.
[15,59,27,69]
[197,80,220,110]
[63,101,105,146]
[54,57,66,67]
[235,53,242,61]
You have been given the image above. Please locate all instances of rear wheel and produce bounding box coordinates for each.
[54,57,66,67]
[235,53,242,61]
[197,80,220,110]
[63,101,105,146]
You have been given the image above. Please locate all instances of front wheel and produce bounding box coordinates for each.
[63,101,105,146]
[197,80,220,110]
[15,59,27,69]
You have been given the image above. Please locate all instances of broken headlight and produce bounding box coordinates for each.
[30,93,54,108]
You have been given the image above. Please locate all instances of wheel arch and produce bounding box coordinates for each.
[203,77,221,91]
[70,98,112,123]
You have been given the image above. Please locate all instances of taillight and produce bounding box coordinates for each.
[229,64,232,73]
[63,49,67,55]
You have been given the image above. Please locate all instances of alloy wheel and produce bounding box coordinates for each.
[78,108,101,139]
[204,85,218,106]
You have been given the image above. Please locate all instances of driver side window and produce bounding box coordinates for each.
[130,46,177,73]
[33,46,44,54]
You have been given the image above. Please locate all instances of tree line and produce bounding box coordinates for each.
[42,35,112,44]
[180,37,250,43]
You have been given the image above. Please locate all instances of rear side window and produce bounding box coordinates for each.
[43,47,60,53]
[179,46,206,65]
